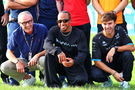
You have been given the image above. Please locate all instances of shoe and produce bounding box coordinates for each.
[119,81,130,89]
[22,74,36,87]
[9,78,20,86]
[62,80,68,88]
[88,81,95,85]
[2,77,10,84]
[101,77,113,87]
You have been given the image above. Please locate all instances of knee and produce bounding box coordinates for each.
[121,51,134,61]
[0,62,9,74]
[73,75,88,86]
[90,67,107,82]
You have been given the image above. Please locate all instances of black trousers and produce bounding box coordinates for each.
[90,51,134,82]
[44,53,88,87]
[0,24,8,81]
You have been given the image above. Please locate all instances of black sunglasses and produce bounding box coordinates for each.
[57,19,70,23]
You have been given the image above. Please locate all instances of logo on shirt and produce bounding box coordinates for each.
[56,38,77,47]
[102,41,107,46]
[115,33,120,39]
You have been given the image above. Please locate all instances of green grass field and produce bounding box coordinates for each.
[0,35,135,90]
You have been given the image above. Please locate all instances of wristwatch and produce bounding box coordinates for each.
[15,59,19,64]
[114,47,118,52]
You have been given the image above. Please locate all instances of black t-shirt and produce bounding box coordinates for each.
[92,26,133,62]
[44,25,88,64]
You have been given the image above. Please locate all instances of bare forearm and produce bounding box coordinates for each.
[113,0,128,13]
[35,50,46,58]
[117,45,135,52]
[6,49,18,64]
[92,0,104,15]
[5,0,29,9]
[15,0,38,7]
[56,0,63,12]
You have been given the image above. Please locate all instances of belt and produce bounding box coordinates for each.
[9,18,18,23]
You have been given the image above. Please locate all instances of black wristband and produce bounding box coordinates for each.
[115,47,118,52]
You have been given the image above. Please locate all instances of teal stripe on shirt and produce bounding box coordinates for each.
[126,43,134,45]
[92,59,101,61]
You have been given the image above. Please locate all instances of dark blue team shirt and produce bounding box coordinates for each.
[7,23,48,60]
[39,0,58,19]
[92,26,134,62]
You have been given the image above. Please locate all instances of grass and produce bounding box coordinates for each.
[0,34,135,90]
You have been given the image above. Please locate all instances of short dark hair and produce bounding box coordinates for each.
[59,11,71,19]
[101,12,117,22]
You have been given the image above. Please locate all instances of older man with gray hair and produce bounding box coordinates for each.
[1,11,48,86]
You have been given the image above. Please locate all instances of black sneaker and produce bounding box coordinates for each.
[9,78,20,86]
[2,77,10,84]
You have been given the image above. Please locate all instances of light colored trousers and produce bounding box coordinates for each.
[0,56,45,82]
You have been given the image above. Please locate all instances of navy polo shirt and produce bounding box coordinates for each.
[7,23,48,60]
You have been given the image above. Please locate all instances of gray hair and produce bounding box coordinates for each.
[18,11,33,22]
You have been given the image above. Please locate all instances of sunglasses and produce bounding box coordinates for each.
[57,19,70,23]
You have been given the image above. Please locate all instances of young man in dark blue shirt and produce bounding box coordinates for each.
[90,12,135,89]
[1,11,48,86]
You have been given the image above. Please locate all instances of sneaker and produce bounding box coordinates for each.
[22,74,36,87]
[119,81,130,89]
[9,78,20,86]
[101,77,113,87]
[2,77,10,84]
[62,80,68,88]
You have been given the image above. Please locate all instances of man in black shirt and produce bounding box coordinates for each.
[44,11,88,87]
[90,12,135,89]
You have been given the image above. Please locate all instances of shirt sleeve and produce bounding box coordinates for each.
[44,26,62,55]
[92,36,102,61]
[73,31,89,64]
[120,27,133,45]
[7,33,18,51]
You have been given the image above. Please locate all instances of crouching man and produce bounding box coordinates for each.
[90,12,135,89]
[44,11,88,88]
[1,11,48,86]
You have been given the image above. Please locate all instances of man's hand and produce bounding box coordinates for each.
[1,13,9,26]
[28,55,39,67]
[57,52,66,63]
[16,61,25,73]
[62,58,74,67]
[106,47,115,63]
[113,71,124,82]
